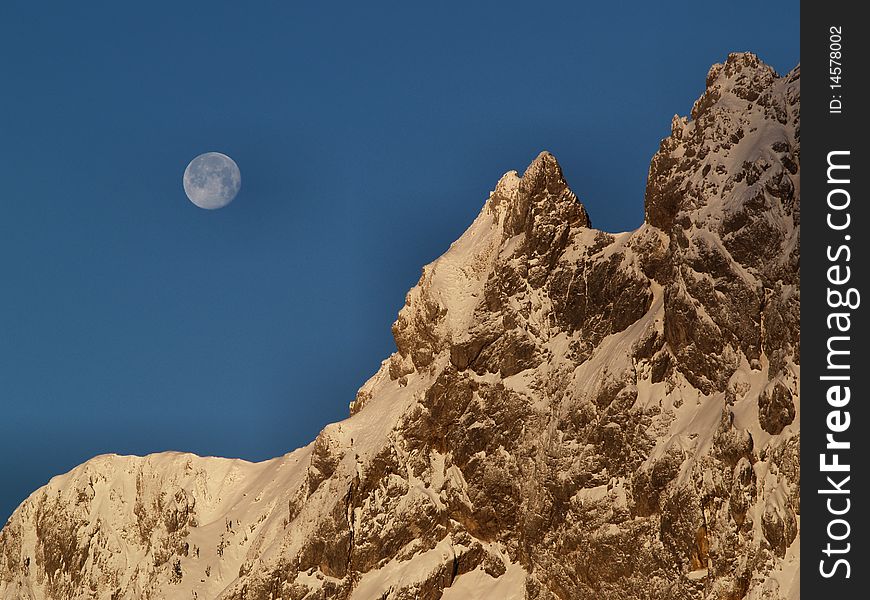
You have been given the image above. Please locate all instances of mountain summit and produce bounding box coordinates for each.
[1,53,800,600]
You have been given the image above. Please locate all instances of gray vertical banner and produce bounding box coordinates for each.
[802,1,868,596]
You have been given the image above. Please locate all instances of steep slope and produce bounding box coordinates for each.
[0,53,800,600]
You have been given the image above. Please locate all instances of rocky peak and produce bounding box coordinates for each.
[378,150,594,390]
[489,150,591,239]
[646,52,799,238]
[704,52,778,99]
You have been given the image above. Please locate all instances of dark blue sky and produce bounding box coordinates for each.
[0,1,797,524]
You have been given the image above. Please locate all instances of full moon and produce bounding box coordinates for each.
[183,152,241,210]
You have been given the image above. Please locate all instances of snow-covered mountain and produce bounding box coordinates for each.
[0,53,800,600]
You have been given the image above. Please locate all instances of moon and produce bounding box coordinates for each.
[183,152,241,210]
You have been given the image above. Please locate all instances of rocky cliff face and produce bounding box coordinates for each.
[0,53,800,600]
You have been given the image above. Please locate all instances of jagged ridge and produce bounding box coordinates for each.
[1,53,800,600]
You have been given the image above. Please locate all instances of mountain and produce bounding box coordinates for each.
[0,52,800,600]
